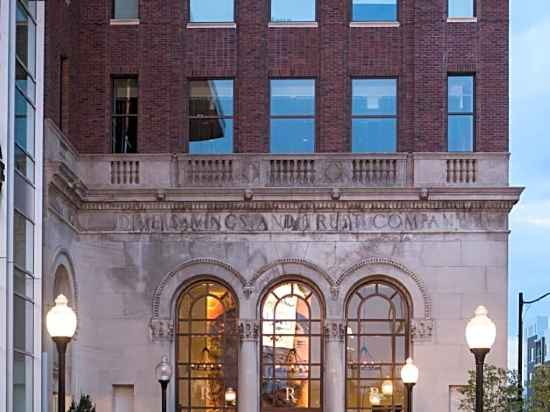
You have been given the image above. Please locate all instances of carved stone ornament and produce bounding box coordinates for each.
[239,319,259,341]
[324,320,346,342]
[150,318,175,342]
[243,285,255,299]
[330,286,340,300]
[411,319,434,342]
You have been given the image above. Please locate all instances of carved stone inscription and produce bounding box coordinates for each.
[107,211,506,234]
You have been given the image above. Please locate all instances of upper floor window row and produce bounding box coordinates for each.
[182,0,475,24]
[112,76,475,154]
[111,0,476,22]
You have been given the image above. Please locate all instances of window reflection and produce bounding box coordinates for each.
[352,79,397,153]
[261,281,323,410]
[352,0,398,22]
[189,80,234,154]
[271,0,316,22]
[112,78,138,153]
[346,281,410,412]
[16,3,36,76]
[176,281,239,411]
[190,0,234,22]
[113,0,139,19]
[448,0,474,18]
[270,80,316,153]
[448,75,474,152]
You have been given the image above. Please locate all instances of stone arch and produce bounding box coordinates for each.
[151,258,246,322]
[248,259,336,318]
[337,257,431,320]
[49,249,79,316]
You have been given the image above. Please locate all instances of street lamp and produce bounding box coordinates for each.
[156,355,172,412]
[46,294,78,412]
[466,306,496,412]
[401,358,419,412]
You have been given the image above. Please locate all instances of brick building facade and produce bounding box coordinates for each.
[42,1,520,412]
[46,0,508,154]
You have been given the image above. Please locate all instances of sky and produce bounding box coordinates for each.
[508,0,550,363]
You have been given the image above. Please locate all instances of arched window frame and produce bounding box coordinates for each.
[259,277,326,412]
[175,278,240,412]
[344,277,412,412]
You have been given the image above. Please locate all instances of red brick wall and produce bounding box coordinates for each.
[45,0,509,154]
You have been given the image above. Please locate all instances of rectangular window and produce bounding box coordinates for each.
[270,79,316,153]
[352,78,397,152]
[189,80,234,154]
[112,78,138,153]
[449,0,474,18]
[16,2,36,76]
[190,0,234,22]
[271,0,316,22]
[352,0,398,22]
[448,75,474,151]
[113,0,138,19]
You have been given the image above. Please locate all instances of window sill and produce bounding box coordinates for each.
[110,18,140,25]
[447,17,478,23]
[186,22,237,29]
[349,21,400,28]
[268,21,318,28]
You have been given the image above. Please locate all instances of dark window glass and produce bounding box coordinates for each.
[14,212,34,272]
[112,78,138,153]
[352,0,398,22]
[16,3,36,76]
[190,0,234,22]
[189,80,234,154]
[448,75,474,151]
[14,295,34,354]
[346,281,410,412]
[270,79,315,153]
[113,0,138,19]
[449,0,474,17]
[15,89,35,158]
[271,0,316,22]
[16,62,35,103]
[14,352,33,412]
[352,79,397,152]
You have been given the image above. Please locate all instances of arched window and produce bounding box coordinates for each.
[176,280,239,412]
[345,280,411,412]
[261,280,324,412]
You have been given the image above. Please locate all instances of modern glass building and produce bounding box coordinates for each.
[0,0,45,411]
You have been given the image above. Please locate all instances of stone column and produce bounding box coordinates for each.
[239,319,259,412]
[324,320,346,411]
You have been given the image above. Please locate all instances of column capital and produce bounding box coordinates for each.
[239,319,259,342]
[324,319,346,342]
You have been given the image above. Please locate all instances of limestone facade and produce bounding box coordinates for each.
[43,120,522,412]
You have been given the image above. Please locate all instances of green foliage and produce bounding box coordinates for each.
[527,364,550,412]
[458,365,522,412]
[68,394,96,412]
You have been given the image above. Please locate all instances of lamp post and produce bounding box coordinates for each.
[517,291,550,402]
[466,306,496,412]
[156,355,172,412]
[46,295,78,412]
[401,358,419,412]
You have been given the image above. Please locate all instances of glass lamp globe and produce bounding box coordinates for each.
[465,306,496,350]
[156,356,172,382]
[381,379,393,396]
[46,295,77,338]
[225,387,237,404]
[369,388,381,405]
[401,358,419,384]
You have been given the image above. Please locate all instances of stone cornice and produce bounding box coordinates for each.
[77,198,519,212]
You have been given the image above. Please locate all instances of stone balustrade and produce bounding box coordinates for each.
[75,152,509,190]
[45,121,510,191]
